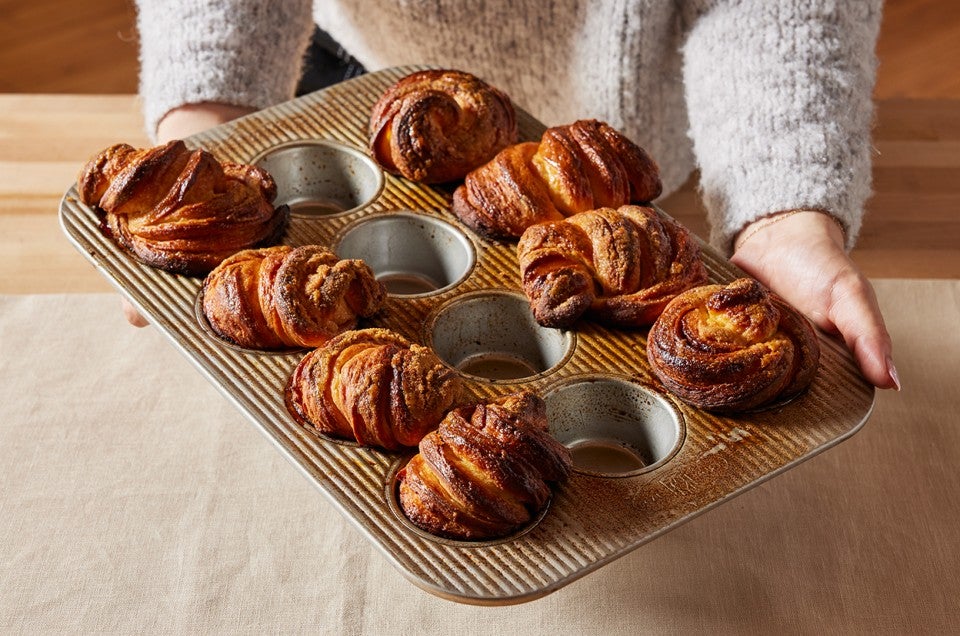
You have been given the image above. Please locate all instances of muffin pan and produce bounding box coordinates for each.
[59,66,875,604]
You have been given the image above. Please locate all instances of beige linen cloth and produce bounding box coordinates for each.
[2,280,958,634]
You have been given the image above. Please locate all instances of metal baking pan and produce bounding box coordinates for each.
[59,66,875,605]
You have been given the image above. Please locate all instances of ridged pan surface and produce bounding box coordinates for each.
[59,66,875,605]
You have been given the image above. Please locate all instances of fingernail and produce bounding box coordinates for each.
[886,356,901,391]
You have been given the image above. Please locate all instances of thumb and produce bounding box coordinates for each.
[825,270,899,390]
[121,297,150,328]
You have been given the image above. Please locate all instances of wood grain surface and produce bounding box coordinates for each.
[2,0,958,99]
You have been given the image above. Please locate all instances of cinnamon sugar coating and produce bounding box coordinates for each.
[452,119,661,240]
[397,391,572,541]
[77,140,288,275]
[370,69,518,184]
[201,245,386,350]
[518,205,707,329]
[286,328,461,451]
[646,278,821,412]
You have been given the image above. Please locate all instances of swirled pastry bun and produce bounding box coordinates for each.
[286,328,461,451]
[397,391,572,541]
[369,69,518,183]
[518,205,707,329]
[453,119,661,240]
[646,278,821,413]
[77,140,287,275]
[201,245,386,350]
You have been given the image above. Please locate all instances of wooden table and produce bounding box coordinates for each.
[2,95,958,633]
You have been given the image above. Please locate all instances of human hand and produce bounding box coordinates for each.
[730,210,899,390]
[154,102,256,144]
[121,102,256,327]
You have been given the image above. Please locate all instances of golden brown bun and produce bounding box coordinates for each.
[518,205,708,328]
[77,140,288,276]
[646,278,821,412]
[397,391,572,541]
[201,245,387,350]
[285,328,461,451]
[452,119,661,240]
[369,69,518,184]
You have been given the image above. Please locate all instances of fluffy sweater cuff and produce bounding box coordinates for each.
[682,0,882,254]
[135,0,314,141]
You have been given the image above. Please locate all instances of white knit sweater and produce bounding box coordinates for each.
[135,0,882,253]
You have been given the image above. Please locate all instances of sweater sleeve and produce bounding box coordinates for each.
[135,0,315,140]
[681,0,882,253]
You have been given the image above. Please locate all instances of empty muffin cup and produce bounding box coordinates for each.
[544,376,684,477]
[426,291,574,382]
[334,212,475,296]
[252,140,384,216]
